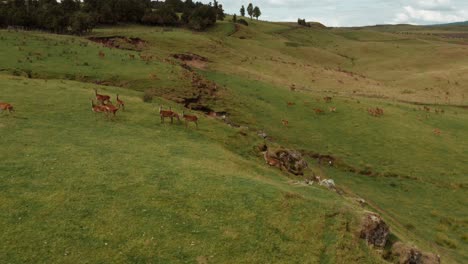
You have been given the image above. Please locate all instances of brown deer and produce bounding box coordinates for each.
[433,128,441,136]
[103,102,119,117]
[116,94,125,111]
[94,89,110,105]
[287,102,295,107]
[182,111,198,128]
[262,146,283,170]
[329,107,337,113]
[0,102,14,114]
[91,100,107,117]
[159,106,179,124]
[98,51,105,59]
[281,120,289,126]
[323,96,332,103]
[314,108,324,115]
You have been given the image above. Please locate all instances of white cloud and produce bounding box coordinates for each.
[393,0,468,24]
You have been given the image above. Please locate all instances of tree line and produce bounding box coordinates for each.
[240,3,261,20]
[0,0,226,34]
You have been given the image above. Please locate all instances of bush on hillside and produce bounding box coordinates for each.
[186,5,217,31]
[141,7,179,26]
[237,19,248,26]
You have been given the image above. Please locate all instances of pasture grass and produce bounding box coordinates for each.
[0,19,467,263]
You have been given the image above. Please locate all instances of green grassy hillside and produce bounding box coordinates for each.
[1,19,467,263]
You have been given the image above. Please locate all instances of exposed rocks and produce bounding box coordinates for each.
[319,179,336,189]
[360,212,390,248]
[275,149,309,175]
[391,242,441,264]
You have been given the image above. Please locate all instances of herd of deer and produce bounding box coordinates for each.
[92,89,199,128]
[367,107,384,117]
[91,89,125,118]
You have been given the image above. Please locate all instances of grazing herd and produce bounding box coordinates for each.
[91,89,199,128]
[1,91,449,136]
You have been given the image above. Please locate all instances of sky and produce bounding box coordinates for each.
[210,0,468,27]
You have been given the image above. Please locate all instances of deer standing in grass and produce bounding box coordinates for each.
[324,96,332,103]
[182,111,198,128]
[0,102,14,114]
[91,100,107,118]
[116,94,125,111]
[94,89,110,105]
[159,106,179,124]
[103,102,119,117]
[314,108,324,115]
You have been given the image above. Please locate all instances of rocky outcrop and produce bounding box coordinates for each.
[360,212,390,248]
[275,149,308,175]
[391,242,440,264]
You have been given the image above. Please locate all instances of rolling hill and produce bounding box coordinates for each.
[0,18,467,263]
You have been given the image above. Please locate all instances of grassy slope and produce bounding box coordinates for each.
[0,19,467,263]
[0,75,382,263]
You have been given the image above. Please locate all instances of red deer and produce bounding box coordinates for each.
[368,107,384,117]
[287,102,295,107]
[94,89,110,105]
[329,107,337,112]
[116,94,125,111]
[324,96,332,103]
[0,102,14,114]
[182,111,198,128]
[103,102,119,117]
[423,106,431,112]
[262,146,284,170]
[159,106,179,124]
[434,128,441,136]
[98,51,105,59]
[282,120,289,126]
[91,100,107,118]
[314,108,324,115]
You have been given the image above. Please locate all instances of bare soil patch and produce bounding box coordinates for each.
[88,36,147,51]
[172,53,209,69]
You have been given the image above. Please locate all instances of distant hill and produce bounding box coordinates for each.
[434,21,468,26]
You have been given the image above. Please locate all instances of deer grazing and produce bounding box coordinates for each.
[314,108,324,115]
[116,94,125,111]
[159,106,179,124]
[287,102,295,107]
[368,107,384,117]
[103,102,119,117]
[281,119,289,126]
[98,51,105,59]
[94,89,110,105]
[0,102,14,114]
[323,96,332,103]
[433,128,441,136]
[91,100,108,117]
[329,107,337,113]
[182,111,198,128]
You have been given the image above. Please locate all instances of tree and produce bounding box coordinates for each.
[253,6,261,20]
[232,14,237,23]
[216,4,225,21]
[247,3,253,20]
[70,11,95,35]
[240,5,245,17]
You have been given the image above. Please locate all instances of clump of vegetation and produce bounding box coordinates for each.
[143,88,158,102]
[237,19,249,26]
[298,18,311,27]
[0,0,226,34]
